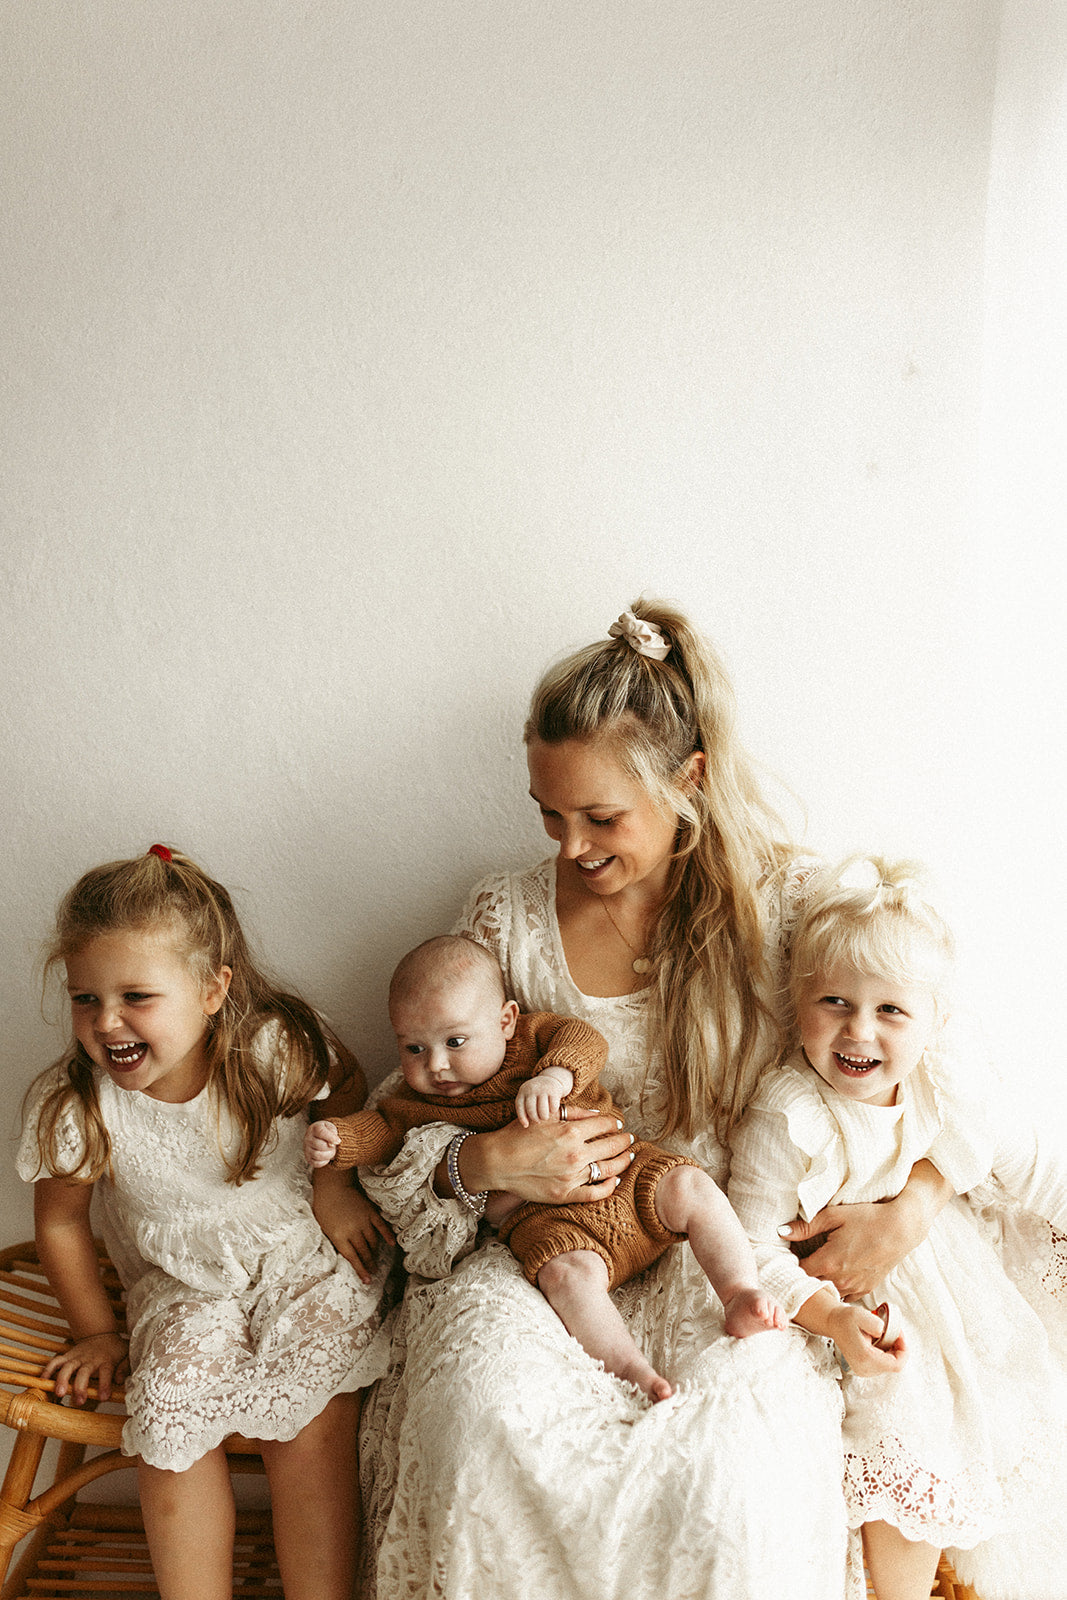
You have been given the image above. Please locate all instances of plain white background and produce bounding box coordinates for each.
[3,0,1064,1263]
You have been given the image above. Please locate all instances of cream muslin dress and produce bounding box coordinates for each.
[356,858,852,1600]
[18,1027,393,1472]
[729,1052,1067,1600]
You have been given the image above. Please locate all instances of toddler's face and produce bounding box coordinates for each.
[391,972,519,1099]
[66,928,230,1104]
[797,961,938,1107]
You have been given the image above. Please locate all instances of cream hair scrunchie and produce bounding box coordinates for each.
[607,610,670,660]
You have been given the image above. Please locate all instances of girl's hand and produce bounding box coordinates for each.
[457,1108,635,1204]
[779,1162,953,1297]
[305,1119,341,1168]
[44,1331,130,1405]
[313,1169,394,1284]
[824,1301,907,1377]
[514,1067,574,1127]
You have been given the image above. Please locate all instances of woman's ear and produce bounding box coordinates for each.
[203,966,233,1018]
[678,750,706,789]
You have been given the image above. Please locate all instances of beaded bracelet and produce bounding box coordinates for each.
[446,1131,489,1217]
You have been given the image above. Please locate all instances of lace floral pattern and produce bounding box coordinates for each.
[357,857,854,1600]
[19,1046,392,1472]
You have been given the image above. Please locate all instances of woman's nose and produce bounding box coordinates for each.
[558,821,587,859]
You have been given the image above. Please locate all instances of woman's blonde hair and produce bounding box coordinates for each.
[788,855,955,1033]
[526,599,791,1144]
[29,847,359,1184]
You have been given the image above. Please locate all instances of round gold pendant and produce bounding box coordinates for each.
[632,957,651,974]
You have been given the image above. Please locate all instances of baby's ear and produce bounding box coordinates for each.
[500,1000,520,1040]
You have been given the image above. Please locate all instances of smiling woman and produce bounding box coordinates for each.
[354,601,961,1600]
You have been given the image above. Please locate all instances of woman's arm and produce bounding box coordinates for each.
[35,1177,129,1404]
[434,1107,635,1206]
[778,1158,953,1298]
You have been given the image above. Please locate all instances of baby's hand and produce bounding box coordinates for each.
[305,1119,341,1168]
[826,1300,907,1376]
[515,1066,575,1127]
[44,1331,130,1406]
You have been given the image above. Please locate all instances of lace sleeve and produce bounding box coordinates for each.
[452,872,514,979]
[16,1066,90,1182]
[358,1122,482,1280]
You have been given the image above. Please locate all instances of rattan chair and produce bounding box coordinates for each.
[0,1240,279,1598]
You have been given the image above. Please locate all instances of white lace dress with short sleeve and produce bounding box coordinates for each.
[356,858,854,1600]
[18,1026,393,1472]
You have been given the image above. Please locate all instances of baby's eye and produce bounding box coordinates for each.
[405,1044,426,1056]
[878,1004,904,1016]
[446,1037,467,1049]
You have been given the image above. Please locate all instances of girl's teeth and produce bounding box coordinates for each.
[108,1044,144,1062]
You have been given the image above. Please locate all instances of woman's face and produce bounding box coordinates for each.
[527,735,686,899]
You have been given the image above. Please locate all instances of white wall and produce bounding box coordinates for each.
[3,0,1039,1270]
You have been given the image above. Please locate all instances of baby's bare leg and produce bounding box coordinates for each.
[655,1166,786,1337]
[538,1250,674,1402]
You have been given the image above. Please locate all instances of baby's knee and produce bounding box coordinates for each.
[537,1249,608,1299]
[654,1162,718,1229]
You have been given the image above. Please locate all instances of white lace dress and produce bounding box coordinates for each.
[729,1052,1067,1600]
[18,1032,393,1473]
[356,858,851,1600]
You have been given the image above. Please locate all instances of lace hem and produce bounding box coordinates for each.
[359,1119,480,1280]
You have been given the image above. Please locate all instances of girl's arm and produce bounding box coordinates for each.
[778,1159,953,1299]
[309,1037,395,1284]
[792,1286,907,1376]
[35,1177,129,1404]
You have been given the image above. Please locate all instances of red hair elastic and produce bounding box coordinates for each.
[147,844,173,862]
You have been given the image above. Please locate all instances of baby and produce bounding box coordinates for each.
[306,934,784,1399]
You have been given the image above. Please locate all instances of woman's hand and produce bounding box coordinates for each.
[779,1161,953,1298]
[450,1107,635,1205]
[44,1331,130,1405]
[313,1166,395,1283]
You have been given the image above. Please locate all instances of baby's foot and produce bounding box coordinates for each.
[722,1289,787,1339]
[611,1351,674,1403]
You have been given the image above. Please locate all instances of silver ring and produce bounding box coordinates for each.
[588,1160,603,1185]
[560,1104,568,1122]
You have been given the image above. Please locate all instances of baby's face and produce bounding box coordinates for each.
[797,962,938,1107]
[391,973,519,1098]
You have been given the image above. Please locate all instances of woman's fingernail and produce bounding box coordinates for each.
[776,1224,794,1238]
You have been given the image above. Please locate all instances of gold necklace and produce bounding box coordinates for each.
[598,896,652,975]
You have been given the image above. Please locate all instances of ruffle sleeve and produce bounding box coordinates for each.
[728,1069,841,1317]
[16,1065,91,1182]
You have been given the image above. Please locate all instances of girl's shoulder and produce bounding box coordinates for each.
[16,1062,93,1182]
